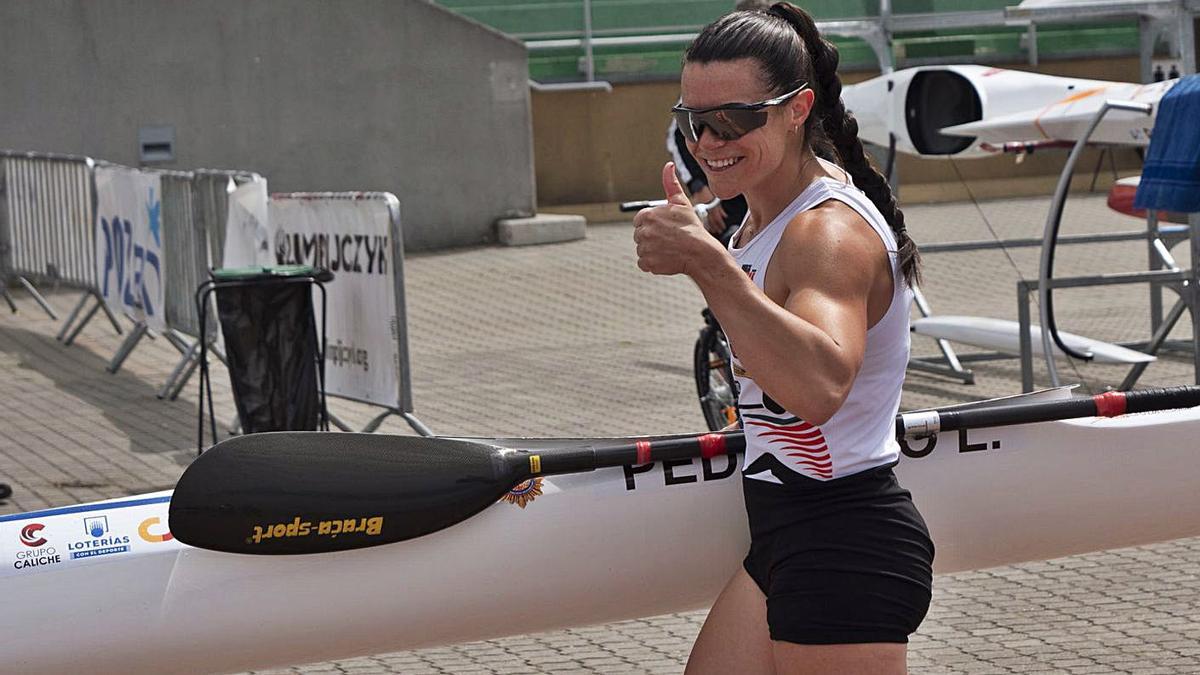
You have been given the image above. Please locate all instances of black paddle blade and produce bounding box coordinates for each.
[169,432,524,554]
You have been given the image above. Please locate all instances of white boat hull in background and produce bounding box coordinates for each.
[842,65,1178,158]
[912,315,1156,364]
[3,404,1200,673]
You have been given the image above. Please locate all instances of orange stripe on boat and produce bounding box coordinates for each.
[1058,87,1105,105]
[1035,87,1106,139]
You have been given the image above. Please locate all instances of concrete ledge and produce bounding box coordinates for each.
[496,213,586,246]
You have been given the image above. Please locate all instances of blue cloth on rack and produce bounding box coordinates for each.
[1135,74,1200,213]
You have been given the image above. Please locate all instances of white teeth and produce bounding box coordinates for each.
[706,157,740,169]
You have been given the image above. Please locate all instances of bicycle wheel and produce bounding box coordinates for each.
[694,324,739,432]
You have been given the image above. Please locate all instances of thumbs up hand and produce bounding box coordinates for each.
[661,159,692,208]
[633,162,724,277]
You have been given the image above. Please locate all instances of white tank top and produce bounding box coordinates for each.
[728,176,912,483]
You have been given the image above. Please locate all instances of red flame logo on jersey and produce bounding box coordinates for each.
[745,414,832,479]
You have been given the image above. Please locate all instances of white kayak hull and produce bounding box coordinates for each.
[912,315,1155,364]
[3,405,1200,673]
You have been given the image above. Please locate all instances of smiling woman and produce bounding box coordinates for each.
[632,3,932,674]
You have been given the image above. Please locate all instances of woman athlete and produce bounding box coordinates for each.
[633,4,934,674]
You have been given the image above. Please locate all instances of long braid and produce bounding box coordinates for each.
[768,3,922,285]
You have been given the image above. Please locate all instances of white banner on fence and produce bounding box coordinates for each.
[268,197,402,409]
[222,177,272,269]
[94,166,167,332]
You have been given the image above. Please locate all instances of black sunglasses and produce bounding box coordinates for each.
[672,84,808,143]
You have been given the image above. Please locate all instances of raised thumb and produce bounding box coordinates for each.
[662,162,691,207]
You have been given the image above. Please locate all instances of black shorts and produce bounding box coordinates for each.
[741,459,934,645]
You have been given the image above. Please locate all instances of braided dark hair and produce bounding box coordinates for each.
[684,2,920,284]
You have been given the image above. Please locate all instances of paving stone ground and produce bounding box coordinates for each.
[1,192,1198,674]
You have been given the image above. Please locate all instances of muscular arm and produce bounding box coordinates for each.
[690,204,883,425]
[634,165,889,424]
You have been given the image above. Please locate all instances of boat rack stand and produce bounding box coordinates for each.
[1012,208,1200,389]
[906,221,1191,385]
[914,97,1200,391]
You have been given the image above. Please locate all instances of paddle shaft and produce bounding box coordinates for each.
[554,386,1200,474]
[538,386,1200,475]
[897,386,1200,438]
[532,432,746,476]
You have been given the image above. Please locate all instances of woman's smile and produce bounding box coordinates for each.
[704,155,744,171]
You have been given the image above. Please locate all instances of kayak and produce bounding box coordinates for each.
[3,399,1200,673]
[911,315,1155,364]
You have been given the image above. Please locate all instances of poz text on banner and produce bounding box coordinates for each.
[94,166,166,332]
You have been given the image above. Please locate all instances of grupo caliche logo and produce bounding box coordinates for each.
[12,523,62,571]
[19,523,47,547]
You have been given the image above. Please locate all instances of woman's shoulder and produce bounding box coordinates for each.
[779,198,887,267]
[786,193,869,236]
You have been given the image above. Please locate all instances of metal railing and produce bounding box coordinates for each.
[0,151,99,320]
[0,149,431,437]
[156,169,264,400]
[518,0,1199,81]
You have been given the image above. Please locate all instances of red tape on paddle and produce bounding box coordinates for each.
[636,440,652,465]
[698,433,726,459]
[1093,391,1127,417]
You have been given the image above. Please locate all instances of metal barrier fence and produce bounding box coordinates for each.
[0,151,101,320]
[161,171,200,338]
[0,153,270,398]
[267,191,426,435]
[2,150,429,436]
[155,169,263,400]
[194,169,261,272]
[103,167,199,375]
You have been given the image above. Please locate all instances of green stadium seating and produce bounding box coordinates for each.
[435,1,1139,81]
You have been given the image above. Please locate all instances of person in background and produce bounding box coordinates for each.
[635,3,933,673]
[666,0,771,243]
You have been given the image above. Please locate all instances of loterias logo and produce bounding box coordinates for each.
[138,517,174,543]
[67,515,130,560]
[19,523,47,547]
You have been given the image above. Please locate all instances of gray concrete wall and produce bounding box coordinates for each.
[0,0,534,251]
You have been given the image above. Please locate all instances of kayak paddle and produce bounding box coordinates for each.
[168,430,739,555]
[169,385,1200,555]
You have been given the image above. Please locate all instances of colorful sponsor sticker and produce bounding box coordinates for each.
[138,517,174,543]
[500,478,544,509]
[0,494,177,579]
